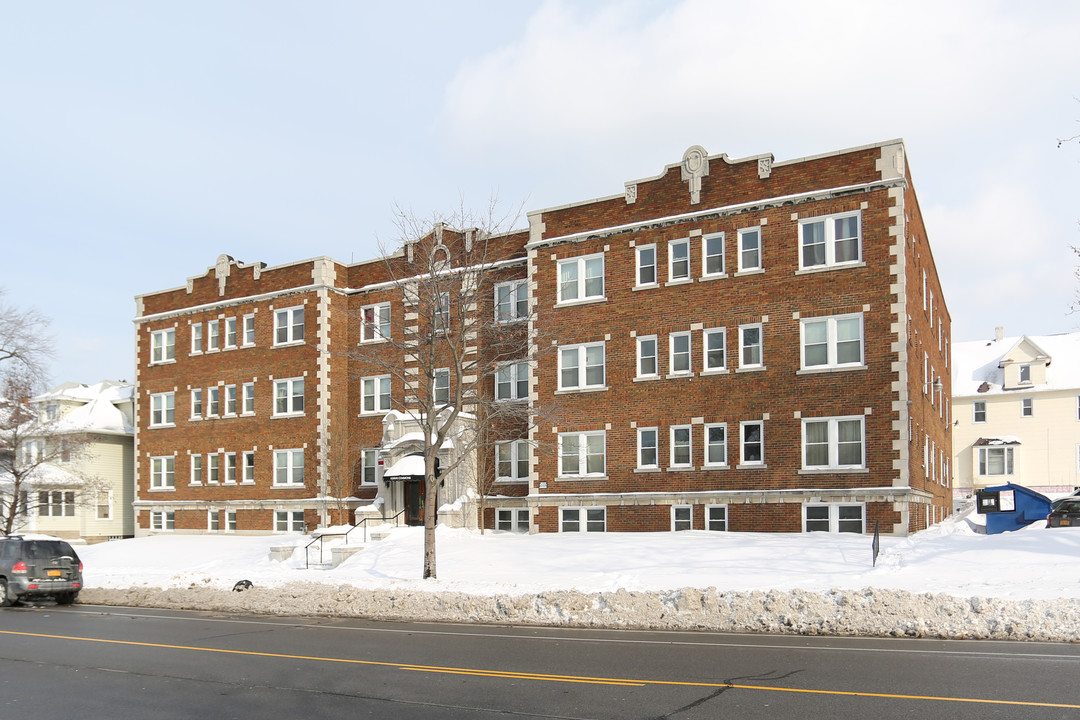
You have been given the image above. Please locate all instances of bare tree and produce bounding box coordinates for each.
[0,371,101,535]
[324,403,362,526]
[351,202,546,579]
[0,289,53,381]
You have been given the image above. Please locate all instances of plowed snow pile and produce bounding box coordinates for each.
[76,507,1080,641]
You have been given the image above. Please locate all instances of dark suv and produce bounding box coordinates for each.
[0,536,83,606]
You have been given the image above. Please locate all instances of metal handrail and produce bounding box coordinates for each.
[303,509,408,569]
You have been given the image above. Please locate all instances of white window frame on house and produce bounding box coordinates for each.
[496,508,530,533]
[560,506,606,532]
[703,328,727,372]
[636,244,657,287]
[801,416,866,470]
[702,232,725,277]
[738,324,763,369]
[737,227,762,272]
[190,388,203,420]
[1021,397,1033,418]
[361,302,391,342]
[637,427,658,469]
[973,401,987,423]
[361,449,379,486]
[558,342,606,391]
[637,335,658,378]
[150,328,175,364]
[242,451,255,483]
[208,387,220,417]
[150,392,175,427]
[557,253,605,304]
[208,319,220,351]
[1019,364,1031,384]
[243,313,256,346]
[242,382,255,415]
[435,292,450,333]
[799,211,862,270]
[224,452,237,484]
[670,425,692,468]
[150,456,175,489]
[274,306,305,346]
[150,510,175,531]
[224,384,237,416]
[273,449,305,486]
[433,368,450,405]
[977,446,1014,476]
[191,323,203,354]
[361,375,392,414]
[224,317,237,349]
[558,431,606,478]
[495,440,529,483]
[208,453,220,484]
[495,280,528,322]
[668,238,690,282]
[800,314,864,370]
[208,509,220,532]
[226,509,237,532]
[704,423,727,467]
[495,362,528,401]
[669,332,691,376]
[273,377,305,416]
[190,454,202,485]
[803,503,865,533]
[706,504,728,531]
[740,420,764,466]
[275,509,306,533]
[96,490,112,520]
[672,505,693,531]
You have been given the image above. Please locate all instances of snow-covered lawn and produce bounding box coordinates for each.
[71,507,1080,641]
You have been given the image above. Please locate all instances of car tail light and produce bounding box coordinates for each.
[79,562,83,571]
[12,561,27,574]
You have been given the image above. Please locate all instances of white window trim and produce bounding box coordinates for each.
[495,280,529,323]
[496,508,530,533]
[149,392,175,428]
[1021,397,1033,418]
[208,387,220,417]
[705,504,728,531]
[637,427,659,470]
[559,506,606,533]
[557,342,606,392]
[150,456,175,489]
[224,317,237,349]
[635,244,658,288]
[274,509,306,533]
[273,449,305,486]
[190,454,202,486]
[803,502,865,533]
[241,382,255,416]
[224,452,237,484]
[704,422,728,467]
[242,313,256,346]
[671,505,693,531]
[360,375,392,414]
[190,323,203,355]
[190,388,203,420]
[495,362,528,401]
[702,328,727,373]
[737,227,762,273]
[273,377,305,417]
[977,446,1015,476]
[798,210,862,270]
[150,510,175,532]
[556,252,605,305]
[636,335,658,379]
[224,384,237,417]
[557,430,606,478]
[668,332,692,377]
[799,313,864,371]
[973,401,987,423]
[738,323,764,370]
[242,450,255,484]
[360,302,391,342]
[207,319,220,352]
[150,328,175,365]
[739,420,764,467]
[701,232,726,278]
[433,367,451,405]
[495,440,530,483]
[668,238,691,283]
[800,416,866,471]
[273,305,305,346]
[670,425,692,468]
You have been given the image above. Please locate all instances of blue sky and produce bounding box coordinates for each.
[2,1,1079,385]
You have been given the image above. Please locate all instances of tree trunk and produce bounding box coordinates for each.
[423,464,438,579]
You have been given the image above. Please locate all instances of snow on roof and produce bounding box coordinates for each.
[951,331,1080,397]
[974,436,1022,446]
[32,380,133,405]
[382,454,427,478]
[55,394,134,436]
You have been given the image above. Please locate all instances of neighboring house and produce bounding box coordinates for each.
[2,381,135,541]
[952,328,1080,504]
[133,139,952,536]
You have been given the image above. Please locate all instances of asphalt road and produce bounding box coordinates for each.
[1,603,1078,719]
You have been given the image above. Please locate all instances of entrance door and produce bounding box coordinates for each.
[403,479,426,526]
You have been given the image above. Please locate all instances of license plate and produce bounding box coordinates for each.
[47,569,61,577]
[1062,519,1072,526]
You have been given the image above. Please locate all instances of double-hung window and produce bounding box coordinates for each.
[804,503,864,533]
[435,292,450,333]
[151,510,175,531]
[799,211,861,269]
[670,425,692,467]
[275,510,306,533]
[800,314,863,369]
[637,428,658,469]
[1021,398,1033,417]
[740,421,764,465]
[497,509,530,532]
[433,368,450,405]
[973,401,987,423]
[224,384,237,416]
[558,431,605,477]
[208,454,220,483]
[150,392,174,427]
[274,449,305,486]
[273,378,304,416]
[672,506,692,531]
[150,456,175,489]
[362,375,392,413]
[669,332,691,375]
[242,382,255,414]
[243,314,256,345]
[978,446,1014,476]
[559,342,605,390]
[669,239,690,281]
[496,440,529,482]
[242,451,255,483]
[738,227,762,272]
[636,245,657,287]
[224,452,237,483]
[637,336,658,378]
[191,323,203,354]
[702,233,725,277]
[560,507,606,532]
[208,387,220,417]
[706,505,727,531]
[208,320,220,351]
[190,454,202,485]
[361,449,379,486]
[224,317,237,349]
[191,388,203,419]
[558,254,604,303]
[704,423,727,466]
[361,302,391,341]
[703,328,727,372]
[739,324,763,369]
[151,329,175,363]
[802,416,865,470]
[495,281,528,322]
[274,306,305,345]
[496,362,528,401]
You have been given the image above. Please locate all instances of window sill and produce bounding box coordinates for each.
[359,410,391,417]
[667,466,696,472]
[358,338,389,345]
[190,416,202,422]
[271,412,305,419]
[798,468,870,475]
[736,463,767,470]
[271,484,306,489]
[634,467,661,473]
[206,348,221,354]
[665,372,695,380]
[633,375,661,382]
[148,424,176,430]
[188,482,202,487]
[700,368,729,376]
[735,366,766,373]
[147,487,176,492]
[698,273,728,282]
[631,283,659,292]
[189,351,203,357]
[240,412,255,418]
[241,342,256,349]
[664,278,693,287]
[272,340,305,349]
[555,475,608,482]
[555,386,608,395]
[734,268,764,277]
[796,364,867,376]
[703,464,730,470]
[148,359,177,366]
[495,478,529,484]
[240,481,256,486]
[554,296,606,309]
[795,261,866,276]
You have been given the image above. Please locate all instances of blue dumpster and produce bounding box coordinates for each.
[975,482,1052,534]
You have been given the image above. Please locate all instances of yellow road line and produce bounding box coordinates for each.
[2,629,1078,709]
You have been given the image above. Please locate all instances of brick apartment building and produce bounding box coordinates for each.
[133,139,951,536]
